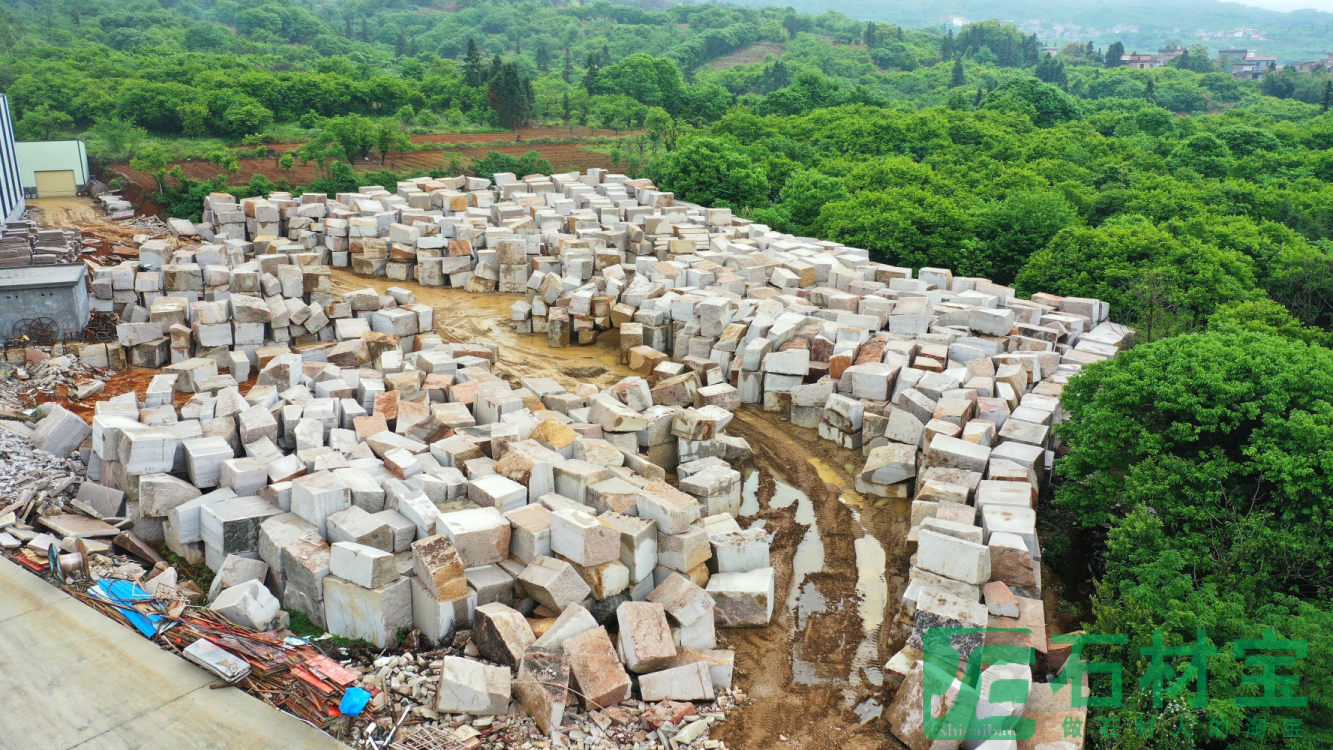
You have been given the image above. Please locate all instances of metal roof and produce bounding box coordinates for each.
[0,263,86,291]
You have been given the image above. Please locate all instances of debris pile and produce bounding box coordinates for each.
[0,419,85,529]
[0,354,113,414]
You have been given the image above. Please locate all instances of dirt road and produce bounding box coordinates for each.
[25,197,168,253]
[330,269,909,747]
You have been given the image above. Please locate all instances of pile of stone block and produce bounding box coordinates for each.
[91,233,434,376]
[67,320,771,731]
[165,168,1132,743]
[0,222,82,267]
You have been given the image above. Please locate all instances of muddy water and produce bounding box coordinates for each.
[330,268,911,747]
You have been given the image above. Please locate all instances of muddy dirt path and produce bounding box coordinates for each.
[25,197,166,251]
[330,268,912,747]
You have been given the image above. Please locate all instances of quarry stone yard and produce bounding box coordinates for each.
[0,171,1127,749]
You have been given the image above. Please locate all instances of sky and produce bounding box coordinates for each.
[1223,0,1333,11]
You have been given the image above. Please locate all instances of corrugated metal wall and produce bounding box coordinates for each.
[0,95,23,223]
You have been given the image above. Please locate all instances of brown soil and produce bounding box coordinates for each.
[23,197,158,252]
[702,42,787,71]
[330,267,912,747]
[264,127,631,151]
[108,126,638,201]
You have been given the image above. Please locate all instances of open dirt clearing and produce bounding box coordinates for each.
[331,268,907,747]
[107,127,639,199]
[702,43,787,71]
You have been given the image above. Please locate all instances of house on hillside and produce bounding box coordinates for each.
[1218,48,1256,67]
[1294,54,1333,73]
[1121,53,1165,69]
[1232,56,1277,80]
[0,95,22,224]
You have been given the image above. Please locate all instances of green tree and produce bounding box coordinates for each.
[644,107,673,151]
[970,191,1078,283]
[87,120,147,162]
[1168,132,1234,178]
[595,54,685,111]
[221,99,274,139]
[646,136,770,211]
[129,144,179,195]
[488,61,535,130]
[1034,54,1067,88]
[582,54,601,95]
[772,169,849,235]
[463,38,485,87]
[309,114,378,164]
[535,42,551,73]
[950,58,965,88]
[982,77,1079,127]
[374,119,412,165]
[1105,41,1125,67]
[1207,298,1329,346]
[1055,331,1333,590]
[1015,216,1258,336]
[13,105,73,140]
[816,188,973,271]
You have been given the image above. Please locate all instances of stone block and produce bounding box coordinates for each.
[563,626,631,709]
[435,656,511,716]
[706,567,774,627]
[438,507,511,567]
[615,601,676,673]
[323,576,412,649]
[329,541,398,589]
[639,662,714,703]
[519,555,592,612]
[504,504,552,563]
[917,528,990,585]
[209,579,282,631]
[412,534,468,601]
[515,648,570,735]
[531,603,598,650]
[550,508,619,567]
[473,602,535,668]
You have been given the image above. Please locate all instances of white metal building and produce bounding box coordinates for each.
[15,139,90,198]
[0,95,22,223]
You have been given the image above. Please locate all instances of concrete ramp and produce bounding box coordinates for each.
[0,557,340,749]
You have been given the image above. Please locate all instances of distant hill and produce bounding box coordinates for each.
[709,0,1333,62]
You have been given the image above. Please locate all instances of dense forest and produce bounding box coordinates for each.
[2,1,1332,746]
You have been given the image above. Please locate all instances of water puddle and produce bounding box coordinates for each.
[744,466,891,704]
[853,698,882,724]
[806,456,865,507]
[739,468,760,517]
[853,523,888,635]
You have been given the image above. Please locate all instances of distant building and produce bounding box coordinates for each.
[1122,53,1165,69]
[0,95,21,224]
[1232,57,1277,81]
[0,264,90,340]
[15,140,89,198]
[1294,54,1333,73]
[1218,48,1256,66]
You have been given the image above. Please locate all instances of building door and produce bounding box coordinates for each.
[34,170,76,197]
